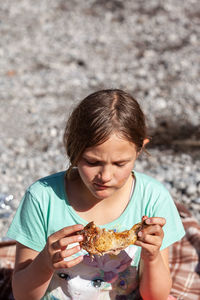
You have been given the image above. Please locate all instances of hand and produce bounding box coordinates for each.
[41,224,84,271]
[135,217,166,262]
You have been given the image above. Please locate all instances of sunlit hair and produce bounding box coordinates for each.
[63,89,148,176]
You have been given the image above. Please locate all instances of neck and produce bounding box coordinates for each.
[79,173,134,209]
[65,171,135,225]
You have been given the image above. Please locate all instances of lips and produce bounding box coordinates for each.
[93,183,110,190]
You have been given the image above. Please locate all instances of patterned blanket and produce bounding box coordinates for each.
[169,202,200,300]
[0,202,200,300]
[0,241,15,300]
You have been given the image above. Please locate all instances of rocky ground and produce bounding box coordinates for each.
[0,0,200,239]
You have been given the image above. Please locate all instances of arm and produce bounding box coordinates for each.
[139,248,172,300]
[12,224,84,300]
[136,217,172,300]
[12,243,53,300]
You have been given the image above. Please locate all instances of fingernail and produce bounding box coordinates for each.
[138,231,142,237]
[77,235,83,241]
[145,219,151,224]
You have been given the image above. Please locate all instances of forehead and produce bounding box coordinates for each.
[83,134,137,158]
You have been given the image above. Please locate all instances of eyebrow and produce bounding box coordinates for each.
[83,155,132,163]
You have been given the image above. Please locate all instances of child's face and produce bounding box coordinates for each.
[77,133,138,200]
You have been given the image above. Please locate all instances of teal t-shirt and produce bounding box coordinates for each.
[7,170,185,299]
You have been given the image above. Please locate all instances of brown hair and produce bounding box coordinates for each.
[63,89,148,174]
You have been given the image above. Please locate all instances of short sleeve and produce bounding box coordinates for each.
[7,190,47,252]
[151,189,185,250]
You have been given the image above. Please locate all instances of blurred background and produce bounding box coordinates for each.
[0,0,200,239]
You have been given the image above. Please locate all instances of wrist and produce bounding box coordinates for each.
[38,248,54,276]
[141,250,161,264]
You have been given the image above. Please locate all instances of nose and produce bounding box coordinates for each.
[98,165,112,183]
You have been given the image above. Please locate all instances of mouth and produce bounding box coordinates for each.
[93,183,110,190]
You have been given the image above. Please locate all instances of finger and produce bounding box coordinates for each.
[53,254,84,269]
[52,234,83,251]
[50,224,84,241]
[139,224,164,236]
[53,244,81,263]
[137,234,163,247]
[135,239,157,250]
[142,216,148,222]
[61,245,82,260]
[145,217,166,226]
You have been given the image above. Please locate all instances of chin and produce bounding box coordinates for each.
[91,189,114,200]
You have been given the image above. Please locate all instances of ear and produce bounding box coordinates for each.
[136,138,150,157]
[143,138,150,147]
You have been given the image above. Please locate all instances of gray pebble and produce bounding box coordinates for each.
[0,0,200,239]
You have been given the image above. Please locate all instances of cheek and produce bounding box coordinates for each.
[78,166,96,181]
[115,166,133,185]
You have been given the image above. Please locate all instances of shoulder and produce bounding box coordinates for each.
[134,171,169,196]
[27,171,66,199]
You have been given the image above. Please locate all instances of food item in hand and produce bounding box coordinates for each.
[77,217,148,256]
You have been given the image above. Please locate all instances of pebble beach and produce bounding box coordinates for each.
[0,0,200,240]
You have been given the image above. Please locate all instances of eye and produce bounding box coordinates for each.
[58,272,70,280]
[114,162,126,167]
[92,278,104,288]
[84,159,99,166]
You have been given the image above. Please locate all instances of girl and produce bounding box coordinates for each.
[7,89,185,300]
